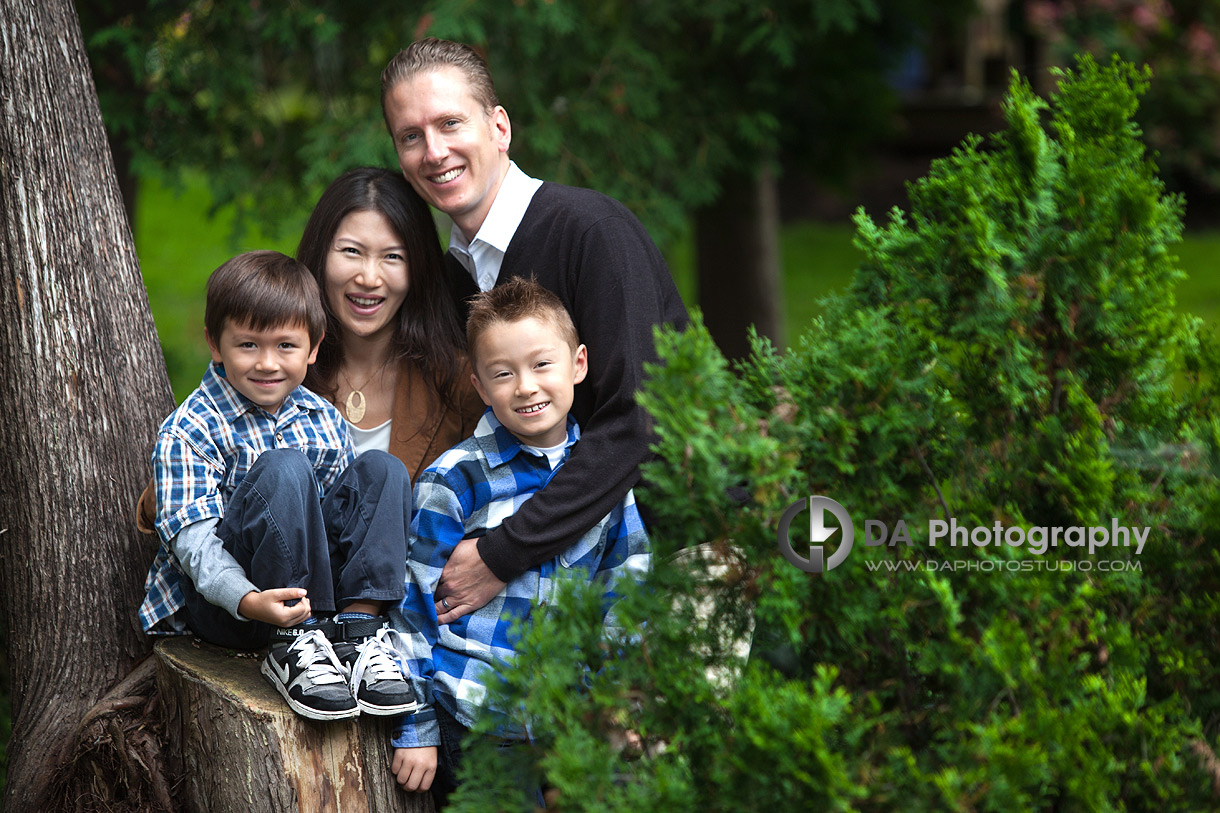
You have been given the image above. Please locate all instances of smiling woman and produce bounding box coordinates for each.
[297,167,484,482]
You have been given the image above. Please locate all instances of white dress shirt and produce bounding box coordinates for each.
[447,161,543,292]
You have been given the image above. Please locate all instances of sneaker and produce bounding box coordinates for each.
[331,617,420,716]
[261,625,359,721]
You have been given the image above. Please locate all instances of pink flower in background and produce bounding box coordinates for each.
[1131,0,1172,31]
[1027,0,1062,35]
[1185,22,1220,74]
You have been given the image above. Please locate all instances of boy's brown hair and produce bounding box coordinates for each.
[466,276,579,364]
[205,250,326,346]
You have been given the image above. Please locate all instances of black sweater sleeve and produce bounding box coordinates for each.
[473,185,688,581]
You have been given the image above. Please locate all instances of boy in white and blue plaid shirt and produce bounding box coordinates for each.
[138,250,418,723]
[390,277,650,805]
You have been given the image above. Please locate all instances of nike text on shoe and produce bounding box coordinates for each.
[332,618,420,716]
[262,625,359,721]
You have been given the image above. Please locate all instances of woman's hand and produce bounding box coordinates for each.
[237,587,312,627]
[391,746,438,792]
[434,537,506,624]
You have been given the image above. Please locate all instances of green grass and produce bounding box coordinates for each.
[657,220,863,346]
[1173,231,1220,325]
[135,174,311,400]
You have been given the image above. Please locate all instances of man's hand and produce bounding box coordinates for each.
[434,537,505,624]
[391,745,437,792]
[237,587,311,627]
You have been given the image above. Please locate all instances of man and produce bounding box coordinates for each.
[381,38,688,623]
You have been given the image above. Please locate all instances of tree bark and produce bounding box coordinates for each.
[156,638,431,812]
[694,165,785,361]
[0,0,173,808]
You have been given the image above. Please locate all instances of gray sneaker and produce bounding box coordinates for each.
[332,618,420,716]
[261,625,359,721]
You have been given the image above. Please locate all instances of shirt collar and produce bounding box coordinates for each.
[448,161,543,257]
[473,407,580,470]
[199,361,328,424]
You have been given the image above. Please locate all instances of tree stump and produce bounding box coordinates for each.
[155,637,431,812]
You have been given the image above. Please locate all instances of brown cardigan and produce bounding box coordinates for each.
[136,357,484,534]
[385,356,485,485]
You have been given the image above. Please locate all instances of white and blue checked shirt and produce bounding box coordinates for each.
[137,362,353,633]
[392,409,650,748]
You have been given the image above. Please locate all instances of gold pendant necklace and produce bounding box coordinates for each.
[344,389,368,423]
[341,359,390,424]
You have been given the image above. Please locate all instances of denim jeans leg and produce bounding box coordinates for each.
[322,449,411,610]
[182,448,336,648]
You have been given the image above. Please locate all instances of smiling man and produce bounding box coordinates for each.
[379,38,688,624]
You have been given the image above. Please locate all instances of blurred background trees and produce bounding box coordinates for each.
[71,0,1220,372]
[78,0,982,362]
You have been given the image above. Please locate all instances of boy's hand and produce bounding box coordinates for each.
[237,588,311,627]
[434,537,505,624]
[391,746,437,792]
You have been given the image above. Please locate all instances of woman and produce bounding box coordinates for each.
[137,168,481,532]
[297,167,482,479]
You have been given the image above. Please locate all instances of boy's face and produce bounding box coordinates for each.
[471,316,587,448]
[206,319,319,414]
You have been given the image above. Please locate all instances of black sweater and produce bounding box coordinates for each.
[446,181,690,581]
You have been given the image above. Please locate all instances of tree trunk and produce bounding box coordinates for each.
[156,638,431,812]
[694,165,785,361]
[0,0,174,808]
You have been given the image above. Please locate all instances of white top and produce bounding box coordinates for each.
[346,418,392,456]
[522,440,568,470]
[447,161,543,292]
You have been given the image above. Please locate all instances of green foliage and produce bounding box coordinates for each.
[447,56,1220,811]
[133,173,307,399]
[1027,0,1220,202]
[80,0,408,239]
[80,0,971,247]
[422,0,971,243]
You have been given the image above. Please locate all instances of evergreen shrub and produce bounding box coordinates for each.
[449,55,1220,812]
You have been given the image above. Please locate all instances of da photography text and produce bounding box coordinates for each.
[778,495,1150,574]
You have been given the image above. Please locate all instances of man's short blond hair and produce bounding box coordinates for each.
[381,37,500,124]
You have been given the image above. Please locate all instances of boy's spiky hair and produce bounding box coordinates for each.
[466,276,579,363]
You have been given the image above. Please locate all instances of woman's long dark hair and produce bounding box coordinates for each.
[298,167,465,411]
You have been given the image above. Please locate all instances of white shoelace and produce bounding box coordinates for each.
[288,628,348,687]
[348,626,408,693]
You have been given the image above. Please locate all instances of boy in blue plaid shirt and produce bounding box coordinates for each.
[390,277,650,805]
[138,250,418,722]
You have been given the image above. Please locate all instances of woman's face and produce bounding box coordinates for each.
[324,209,410,345]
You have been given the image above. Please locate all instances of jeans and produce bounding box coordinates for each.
[181,448,411,649]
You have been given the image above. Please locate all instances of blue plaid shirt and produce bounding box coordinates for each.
[392,409,650,748]
[138,362,354,633]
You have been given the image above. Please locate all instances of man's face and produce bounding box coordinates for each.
[384,66,511,241]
